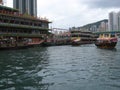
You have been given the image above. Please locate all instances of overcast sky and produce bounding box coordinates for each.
[6,0,120,29]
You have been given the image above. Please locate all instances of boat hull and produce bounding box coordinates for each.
[0,45,29,50]
[72,41,95,46]
[95,42,117,49]
[41,42,55,46]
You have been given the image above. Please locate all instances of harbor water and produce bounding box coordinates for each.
[0,42,120,90]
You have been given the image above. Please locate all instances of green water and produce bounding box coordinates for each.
[0,42,120,90]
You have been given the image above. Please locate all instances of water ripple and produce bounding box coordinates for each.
[0,43,120,90]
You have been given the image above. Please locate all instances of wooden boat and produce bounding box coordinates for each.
[41,39,55,46]
[95,33,118,49]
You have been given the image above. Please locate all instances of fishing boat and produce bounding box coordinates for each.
[70,30,97,46]
[95,33,118,49]
[42,31,71,46]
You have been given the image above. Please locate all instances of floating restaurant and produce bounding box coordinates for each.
[70,30,97,45]
[0,5,51,49]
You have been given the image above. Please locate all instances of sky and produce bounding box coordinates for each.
[5,0,120,29]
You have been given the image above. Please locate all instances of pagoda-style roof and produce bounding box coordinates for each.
[0,11,51,23]
[0,23,49,31]
[0,5,19,12]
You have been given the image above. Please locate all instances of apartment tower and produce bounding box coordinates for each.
[108,11,120,31]
[13,0,37,16]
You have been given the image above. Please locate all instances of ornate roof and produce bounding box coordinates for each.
[0,5,19,12]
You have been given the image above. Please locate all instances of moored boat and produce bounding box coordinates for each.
[70,30,97,46]
[95,33,118,49]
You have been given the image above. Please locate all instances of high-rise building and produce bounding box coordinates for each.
[98,22,108,32]
[108,11,120,31]
[0,0,3,4]
[117,12,120,31]
[13,0,37,16]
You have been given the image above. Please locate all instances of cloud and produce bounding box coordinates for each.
[6,0,120,29]
[82,0,120,8]
[37,0,111,28]
[37,0,89,28]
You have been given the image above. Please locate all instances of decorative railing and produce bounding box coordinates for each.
[0,22,49,30]
[0,10,51,22]
[0,33,46,38]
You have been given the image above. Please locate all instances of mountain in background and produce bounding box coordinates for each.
[70,19,108,32]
